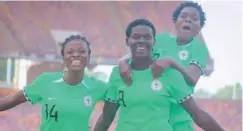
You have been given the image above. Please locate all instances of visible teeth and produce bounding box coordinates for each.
[137,47,146,50]
[71,60,81,65]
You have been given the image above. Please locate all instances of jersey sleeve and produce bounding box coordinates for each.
[90,77,108,101]
[190,40,209,75]
[105,67,121,104]
[23,73,47,105]
[164,69,193,103]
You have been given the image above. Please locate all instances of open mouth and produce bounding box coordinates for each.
[71,59,83,66]
[136,46,148,52]
[135,45,149,56]
[182,25,192,32]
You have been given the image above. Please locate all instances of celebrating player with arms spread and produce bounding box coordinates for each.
[0,35,107,131]
[118,1,213,131]
[94,19,224,131]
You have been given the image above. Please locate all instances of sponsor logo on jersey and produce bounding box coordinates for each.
[151,79,162,91]
[178,50,189,60]
[84,96,92,107]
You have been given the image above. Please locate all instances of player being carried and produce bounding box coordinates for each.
[94,19,224,131]
[118,1,214,131]
[0,35,107,131]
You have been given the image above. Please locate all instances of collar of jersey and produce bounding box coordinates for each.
[174,37,194,48]
[61,71,87,87]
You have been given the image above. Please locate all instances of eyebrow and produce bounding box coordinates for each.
[181,12,199,17]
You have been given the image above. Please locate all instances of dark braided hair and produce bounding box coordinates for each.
[172,1,206,27]
[61,34,91,56]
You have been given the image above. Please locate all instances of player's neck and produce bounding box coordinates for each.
[176,38,193,46]
[63,70,84,85]
[130,57,152,71]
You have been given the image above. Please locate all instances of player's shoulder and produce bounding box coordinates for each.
[89,76,107,86]
[191,39,207,49]
[110,66,120,78]
[84,75,108,92]
[161,68,186,85]
[156,32,173,37]
[108,66,124,85]
[155,32,176,48]
[35,72,63,82]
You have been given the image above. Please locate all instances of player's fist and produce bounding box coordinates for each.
[119,60,132,86]
[151,57,174,79]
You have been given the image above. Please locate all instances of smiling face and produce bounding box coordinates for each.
[63,40,90,71]
[126,25,154,59]
[175,6,202,41]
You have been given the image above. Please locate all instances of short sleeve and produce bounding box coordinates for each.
[23,73,46,105]
[164,69,193,103]
[190,40,209,75]
[105,67,121,104]
[90,77,108,101]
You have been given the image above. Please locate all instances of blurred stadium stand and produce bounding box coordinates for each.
[0,1,240,131]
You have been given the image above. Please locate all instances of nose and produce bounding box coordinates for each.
[138,37,147,43]
[72,51,80,57]
[185,18,192,23]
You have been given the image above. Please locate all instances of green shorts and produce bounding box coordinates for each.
[172,121,195,131]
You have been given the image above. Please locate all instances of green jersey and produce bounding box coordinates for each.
[23,72,107,131]
[105,66,193,131]
[154,32,209,130]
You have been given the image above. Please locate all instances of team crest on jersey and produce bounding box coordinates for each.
[151,79,162,91]
[83,96,92,107]
[178,50,189,60]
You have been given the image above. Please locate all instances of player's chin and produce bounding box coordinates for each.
[180,34,193,41]
[134,55,150,60]
[69,66,85,71]
[135,51,149,57]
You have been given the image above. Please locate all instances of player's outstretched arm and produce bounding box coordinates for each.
[94,101,119,131]
[167,69,224,131]
[0,90,27,111]
[181,97,225,131]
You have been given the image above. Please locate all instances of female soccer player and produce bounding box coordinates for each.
[0,35,107,131]
[94,19,224,131]
[118,1,213,131]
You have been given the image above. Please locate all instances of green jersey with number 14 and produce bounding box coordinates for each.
[23,72,107,131]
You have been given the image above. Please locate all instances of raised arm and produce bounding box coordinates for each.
[153,41,209,86]
[172,41,209,86]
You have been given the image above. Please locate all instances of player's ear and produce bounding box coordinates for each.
[125,38,130,46]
